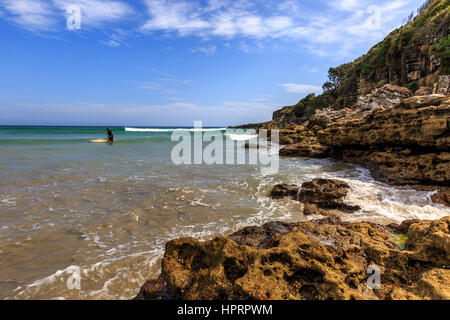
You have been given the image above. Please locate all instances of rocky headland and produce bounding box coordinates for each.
[135,1,450,300]
[234,86,450,208]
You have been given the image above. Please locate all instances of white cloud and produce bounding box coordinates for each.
[52,0,133,27]
[266,16,293,31]
[100,28,129,47]
[332,0,360,11]
[136,78,193,95]
[100,38,120,47]
[278,83,322,94]
[189,45,217,55]
[138,82,180,95]
[159,77,193,84]
[0,0,56,31]
[141,0,209,35]
[218,100,277,114]
[0,0,423,58]
[0,0,132,32]
[141,0,298,39]
[139,0,420,57]
[170,102,198,108]
[239,41,250,52]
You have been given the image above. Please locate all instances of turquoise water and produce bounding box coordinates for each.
[0,126,214,144]
[0,126,448,300]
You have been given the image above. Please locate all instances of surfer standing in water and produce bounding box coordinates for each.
[106,128,114,142]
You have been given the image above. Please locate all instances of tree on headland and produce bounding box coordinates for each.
[322,64,351,93]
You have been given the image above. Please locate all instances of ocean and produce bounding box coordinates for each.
[0,126,448,299]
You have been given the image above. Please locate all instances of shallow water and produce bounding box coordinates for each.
[0,126,448,299]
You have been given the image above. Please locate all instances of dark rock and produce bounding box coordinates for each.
[431,191,450,207]
[298,179,361,213]
[302,203,332,216]
[270,179,361,215]
[229,221,299,249]
[415,86,433,95]
[269,184,299,200]
[244,142,259,149]
[134,278,179,300]
[433,75,450,95]
[279,140,330,158]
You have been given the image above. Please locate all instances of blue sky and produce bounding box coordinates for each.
[0,0,424,126]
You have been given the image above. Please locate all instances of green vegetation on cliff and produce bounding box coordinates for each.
[274,0,449,123]
[273,92,334,122]
[438,35,450,73]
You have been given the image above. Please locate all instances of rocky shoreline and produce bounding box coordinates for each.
[235,84,450,207]
[135,212,449,300]
[134,82,449,300]
[134,178,450,301]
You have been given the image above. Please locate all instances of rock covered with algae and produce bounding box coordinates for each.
[135,216,450,300]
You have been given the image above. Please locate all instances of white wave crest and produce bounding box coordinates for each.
[125,127,226,132]
[225,133,258,141]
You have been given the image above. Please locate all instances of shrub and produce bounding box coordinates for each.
[361,62,375,77]
[436,36,450,74]
[406,81,419,92]
[376,80,387,88]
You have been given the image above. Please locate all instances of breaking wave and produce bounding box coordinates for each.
[125,127,226,132]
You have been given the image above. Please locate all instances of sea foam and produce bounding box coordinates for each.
[125,127,226,132]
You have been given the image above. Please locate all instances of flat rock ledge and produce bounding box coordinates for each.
[135,216,450,300]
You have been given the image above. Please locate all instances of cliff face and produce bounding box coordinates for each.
[273,0,450,124]
[355,0,449,96]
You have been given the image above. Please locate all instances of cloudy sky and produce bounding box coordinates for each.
[0,0,424,126]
